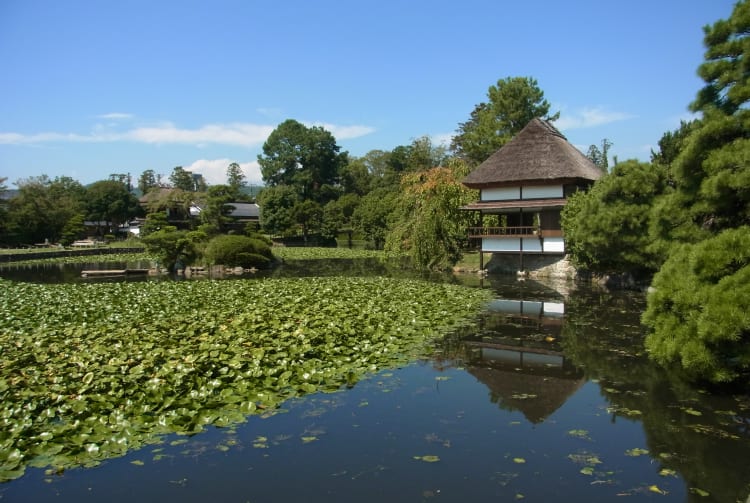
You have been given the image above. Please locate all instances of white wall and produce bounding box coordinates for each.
[542,237,565,253]
[522,185,563,199]
[483,238,521,252]
[481,187,520,201]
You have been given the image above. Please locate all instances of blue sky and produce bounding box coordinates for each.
[0,0,738,187]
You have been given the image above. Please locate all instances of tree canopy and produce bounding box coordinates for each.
[642,0,750,384]
[451,76,558,164]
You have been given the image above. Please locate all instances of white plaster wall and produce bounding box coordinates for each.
[543,302,565,315]
[521,237,543,252]
[481,187,520,201]
[522,185,563,199]
[542,237,565,253]
[483,238,520,252]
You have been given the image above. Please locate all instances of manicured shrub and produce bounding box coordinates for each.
[203,234,274,268]
[643,226,750,383]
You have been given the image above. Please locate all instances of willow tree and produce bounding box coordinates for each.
[385,159,477,270]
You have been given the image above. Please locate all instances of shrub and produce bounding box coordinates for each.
[203,234,275,268]
[643,226,750,383]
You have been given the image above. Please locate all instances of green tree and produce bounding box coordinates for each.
[137,169,158,194]
[561,160,668,277]
[258,119,347,203]
[203,234,274,268]
[385,159,477,269]
[644,227,750,383]
[644,0,750,384]
[0,177,7,241]
[257,184,298,237]
[352,187,398,249]
[200,185,235,233]
[6,175,86,245]
[586,138,613,172]
[451,76,559,164]
[141,228,200,272]
[292,199,323,244]
[226,162,246,193]
[85,180,141,236]
[170,166,196,192]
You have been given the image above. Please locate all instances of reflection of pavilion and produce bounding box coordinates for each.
[463,298,584,424]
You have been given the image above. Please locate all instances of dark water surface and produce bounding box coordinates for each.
[1,263,748,502]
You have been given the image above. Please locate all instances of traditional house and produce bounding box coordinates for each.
[461,118,602,272]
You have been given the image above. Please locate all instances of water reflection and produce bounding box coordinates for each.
[461,296,584,423]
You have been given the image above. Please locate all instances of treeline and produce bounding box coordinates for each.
[0,76,560,272]
[562,1,749,385]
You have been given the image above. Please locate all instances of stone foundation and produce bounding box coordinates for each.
[484,253,578,280]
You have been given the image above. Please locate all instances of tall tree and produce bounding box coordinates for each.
[226,162,246,192]
[586,138,613,172]
[5,176,86,245]
[644,0,750,384]
[138,169,158,194]
[258,119,347,203]
[170,166,196,192]
[561,160,668,277]
[451,76,559,164]
[85,180,141,235]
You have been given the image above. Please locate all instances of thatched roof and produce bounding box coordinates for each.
[462,118,602,189]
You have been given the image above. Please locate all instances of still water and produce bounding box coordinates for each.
[1,263,748,502]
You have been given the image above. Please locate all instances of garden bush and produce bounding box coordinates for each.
[204,234,275,268]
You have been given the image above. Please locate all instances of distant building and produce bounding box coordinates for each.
[461,118,602,272]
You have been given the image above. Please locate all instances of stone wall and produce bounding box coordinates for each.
[484,253,578,279]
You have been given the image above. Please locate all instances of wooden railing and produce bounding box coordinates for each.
[467,226,535,238]
[467,227,563,238]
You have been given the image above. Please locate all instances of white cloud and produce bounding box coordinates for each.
[96,112,133,120]
[0,120,375,147]
[431,132,453,148]
[183,158,263,186]
[126,123,275,147]
[555,107,635,130]
[306,122,376,140]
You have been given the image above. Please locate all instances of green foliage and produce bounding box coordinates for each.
[385,160,477,270]
[200,185,235,232]
[85,180,141,234]
[561,160,668,276]
[258,185,298,237]
[258,119,347,203]
[203,234,274,268]
[0,276,490,480]
[352,187,398,249]
[59,213,86,246]
[137,169,157,194]
[141,229,200,271]
[5,175,86,245]
[642,2,750,385]
[169,166,198,192]
[586,138,612,173]
[451,76,559,164]
[225,162,246,192]
[643,227,750,383]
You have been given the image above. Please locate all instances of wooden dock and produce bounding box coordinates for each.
[81,269,150,277]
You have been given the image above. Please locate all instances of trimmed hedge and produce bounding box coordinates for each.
[204,235,275,268]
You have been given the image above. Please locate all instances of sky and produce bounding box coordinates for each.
[0,0,739,187]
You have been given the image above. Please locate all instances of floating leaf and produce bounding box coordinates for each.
[130,460,144,466]
[301,436,318,444]
[683,407,702,416]
[413,455,440,463]
[648,484,668,495]
[580,466,594,475]
[689,487,710,497]
[512,457,526,464]
[625,448,649,457]
[567,429,591,440]
[659,468,677,477]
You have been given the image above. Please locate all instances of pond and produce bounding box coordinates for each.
[0,261,748,503]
